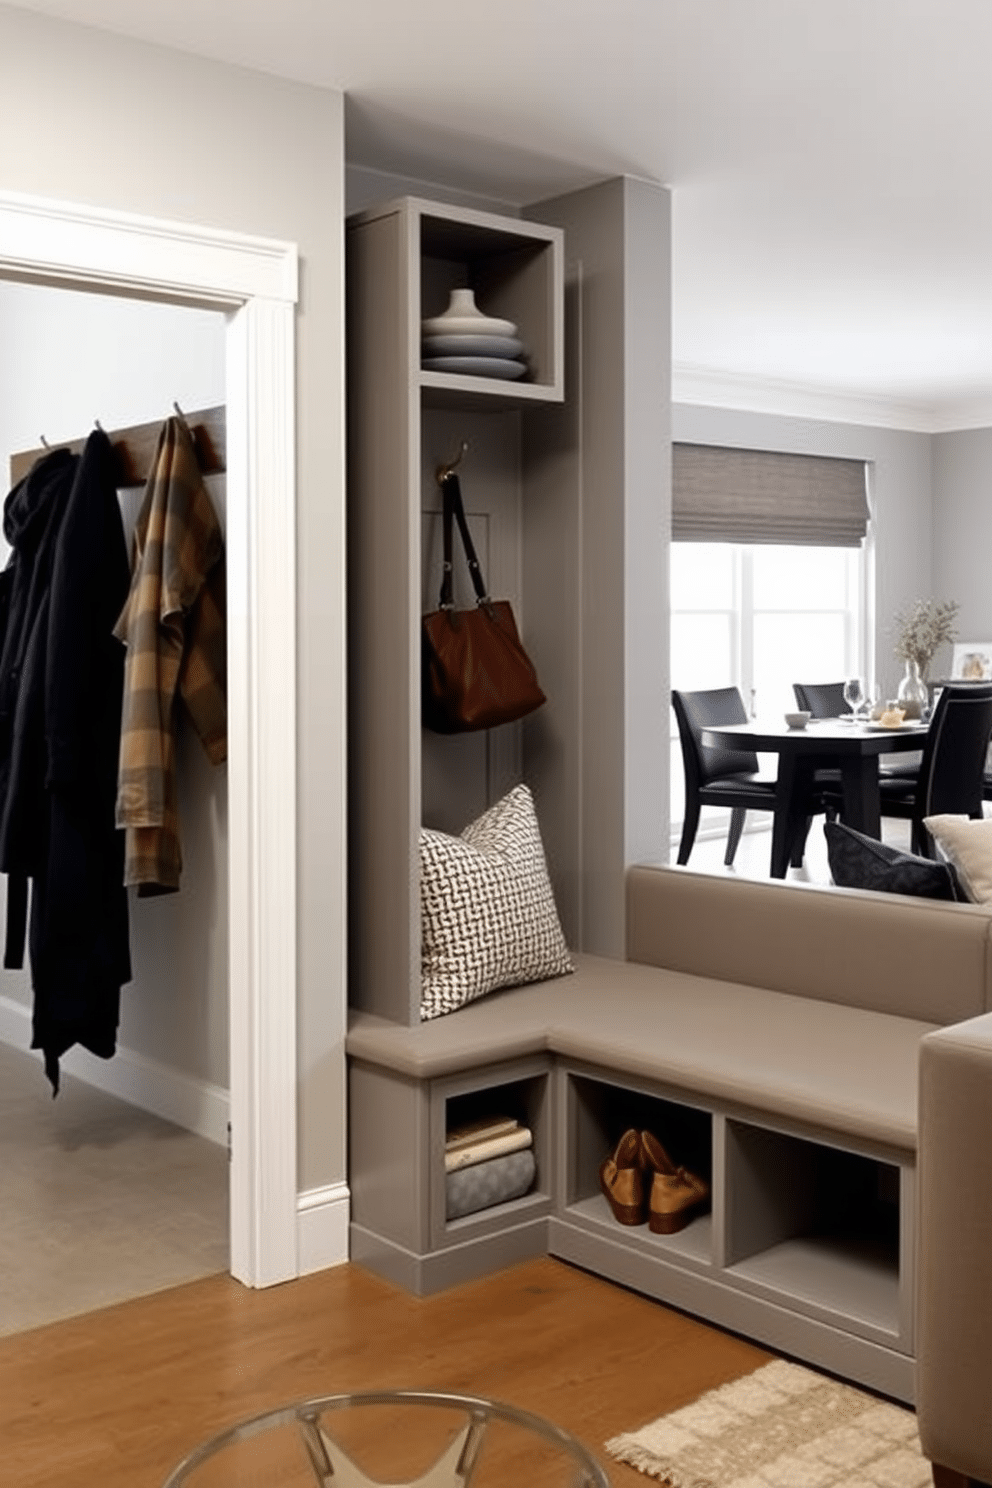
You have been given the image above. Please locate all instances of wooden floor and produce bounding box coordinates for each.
[0,1256,771,1487]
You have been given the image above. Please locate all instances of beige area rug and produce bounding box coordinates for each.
[605,1359,928,1488]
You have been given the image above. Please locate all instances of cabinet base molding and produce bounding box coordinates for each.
[549,1218,914,1405]
[350,1216,550,1297]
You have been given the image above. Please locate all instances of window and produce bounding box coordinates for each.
[670,541,867,838]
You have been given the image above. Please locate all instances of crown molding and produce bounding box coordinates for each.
[927,397,992,434]
[672,363,992,436]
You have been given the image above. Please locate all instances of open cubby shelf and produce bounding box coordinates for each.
[726,1236,901,1337]
[565,1192,714,1268]
[551,1061,913,1398]
[429,1061,554,1252]
[418,203,562,399]
[444,1075,543,1140]
[720,1116,901,1339]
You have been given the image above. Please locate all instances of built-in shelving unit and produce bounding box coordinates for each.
[348,1042,915,1399]
[550,1060,914,1400]
[346,191,570,1291]
[346,195,565,1031]
[345,181,911,1402]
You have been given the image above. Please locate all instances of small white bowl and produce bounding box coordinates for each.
[784,711,811,730]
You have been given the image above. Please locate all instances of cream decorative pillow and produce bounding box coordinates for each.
[923,814,992,904]
[419,783,573,1021]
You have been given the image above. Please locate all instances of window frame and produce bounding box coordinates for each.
[669,534,872,846]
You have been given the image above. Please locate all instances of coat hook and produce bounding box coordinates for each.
[436,440,469,485]
[173,401,186,419]
[40,434,51,449]
[94,419,104,432]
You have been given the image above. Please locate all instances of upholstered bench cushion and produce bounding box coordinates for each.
[347,951,935,1150]
[627,866,992,1027]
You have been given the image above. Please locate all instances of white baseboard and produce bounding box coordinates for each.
[0,993,229,1146]
[297,1183,351,1275]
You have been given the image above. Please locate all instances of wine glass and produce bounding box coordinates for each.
[843,677,865,720]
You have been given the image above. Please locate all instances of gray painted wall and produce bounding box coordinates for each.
[932,427,992,647]
[672,404,935,700]
[0,281,229,1090]
[0,4,347,1196]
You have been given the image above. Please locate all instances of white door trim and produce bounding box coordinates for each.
[0,189,299,1288]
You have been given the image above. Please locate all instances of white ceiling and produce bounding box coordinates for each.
[11,0,992,430]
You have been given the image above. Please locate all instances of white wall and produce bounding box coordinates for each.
[932,427,992,648]
[672,403,935,699]
[0,280,229,1099]
[0,4,347,1196]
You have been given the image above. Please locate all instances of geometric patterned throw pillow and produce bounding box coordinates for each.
[420,783,573,1021]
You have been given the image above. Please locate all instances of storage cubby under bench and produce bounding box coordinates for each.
[347,863,992,1408]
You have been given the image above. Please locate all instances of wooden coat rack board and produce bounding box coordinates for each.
[8,405,226,490]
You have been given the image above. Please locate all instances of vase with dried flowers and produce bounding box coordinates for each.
[893,598,959,718]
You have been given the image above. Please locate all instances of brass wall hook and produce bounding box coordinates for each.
[436,440,469,485]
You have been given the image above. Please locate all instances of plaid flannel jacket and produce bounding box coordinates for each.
[114,416,227,892]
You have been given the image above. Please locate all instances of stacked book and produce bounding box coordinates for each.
[444,1115,536,1220]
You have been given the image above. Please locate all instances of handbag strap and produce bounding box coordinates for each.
[438,472,488,608]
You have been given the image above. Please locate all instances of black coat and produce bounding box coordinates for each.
[0,446,76,878]
[0,431,132,1092]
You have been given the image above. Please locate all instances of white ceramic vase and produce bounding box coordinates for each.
[422,287,517,339]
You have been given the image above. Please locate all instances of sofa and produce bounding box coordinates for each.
[346,863,992,1477]
[917,1013,992,1487]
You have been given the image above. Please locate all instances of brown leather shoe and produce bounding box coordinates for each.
[599,1128,646,1225]
[641,1129,709,1235]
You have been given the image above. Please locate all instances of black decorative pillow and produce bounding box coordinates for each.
[825,820,962,901]
[420,784,573,1021]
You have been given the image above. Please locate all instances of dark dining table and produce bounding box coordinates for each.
[701,716,929,878]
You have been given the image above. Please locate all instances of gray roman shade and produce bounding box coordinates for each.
[673,443,870,547]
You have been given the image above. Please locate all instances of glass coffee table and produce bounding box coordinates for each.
[161,1389,611,1487]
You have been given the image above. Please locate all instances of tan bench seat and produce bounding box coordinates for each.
[348,951,934,1150]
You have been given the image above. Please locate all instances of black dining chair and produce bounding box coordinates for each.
[793,681,851,718]
[831,683,992,856]
[792,681,854,792]
[672,687,821,869]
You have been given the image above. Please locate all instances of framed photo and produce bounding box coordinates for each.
[950,642,992,681]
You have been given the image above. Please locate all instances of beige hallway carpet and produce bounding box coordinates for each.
[0,1038,228,1338]
[606,1359,927,1488]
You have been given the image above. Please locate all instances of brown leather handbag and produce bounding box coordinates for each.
[422,472,546,733]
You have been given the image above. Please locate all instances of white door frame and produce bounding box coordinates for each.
[0,189,299,1288]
